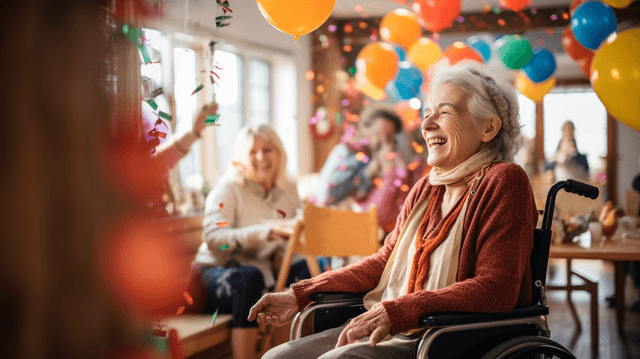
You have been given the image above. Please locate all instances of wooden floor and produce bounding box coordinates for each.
[546,258,640,359]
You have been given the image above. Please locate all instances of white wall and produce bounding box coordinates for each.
[152,0,314,174]
[617,122,640,207]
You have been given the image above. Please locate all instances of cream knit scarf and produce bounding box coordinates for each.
[429,148,496,186]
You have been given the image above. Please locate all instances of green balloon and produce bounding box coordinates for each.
[496,35,533,70]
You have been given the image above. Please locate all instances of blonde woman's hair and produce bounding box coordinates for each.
[227,123,292,189]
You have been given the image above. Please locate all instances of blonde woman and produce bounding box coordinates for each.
[194,124,310,359]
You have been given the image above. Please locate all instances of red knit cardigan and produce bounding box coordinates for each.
[291,162,538,335]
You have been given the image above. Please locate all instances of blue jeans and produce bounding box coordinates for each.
[200,259,322,328]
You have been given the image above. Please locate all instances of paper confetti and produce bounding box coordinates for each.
[205,114,220,125]
[210,75,216,85]
[277,209,286,218]
[215,15,232,28]
[218,244,230,250]
[146,99,158,110]
[219,203,224,209]
[168,329,185,359]
[216,222,228,227]
[191,84,204,96]
[212,307,219,325]
[176,306,185,315]
[151,87,163,98]
[183,291,194,305]
[373,178,383,188]
[158,111,172,121]
[152,336,167,354]
[231,161,247,171]
[217,0,232,14]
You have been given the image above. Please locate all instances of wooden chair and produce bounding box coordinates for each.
[274,203,381,292]
[256,203,382,355]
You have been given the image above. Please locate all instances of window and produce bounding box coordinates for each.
[173,47,202,188]
[249,58,271,125]
[543,90,607,181]
[514,94,537,170]
[213,50,244,172]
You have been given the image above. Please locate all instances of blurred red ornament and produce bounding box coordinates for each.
[500,0,530,12]
[577,51,594,78]
[114,0,162,21]
[100,218,192,317]
[412,0,461,33]
[443,42,484,65]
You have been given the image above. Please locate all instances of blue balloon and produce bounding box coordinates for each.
[391,44,407,62]
[386,61,423,101]
[523,48,556,83]
[466,36,491,62]
[571,1,617,50]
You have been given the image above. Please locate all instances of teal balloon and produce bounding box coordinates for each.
[466,36,491,62]
[391,45,407,62]
[523,48,556,83]
[496,35,533,70]
[386,61,423,101]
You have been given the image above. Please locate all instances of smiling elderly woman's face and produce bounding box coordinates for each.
[422,83,486,172]
[245,135,280,188]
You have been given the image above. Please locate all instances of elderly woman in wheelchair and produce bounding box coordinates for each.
[248,62,577,359]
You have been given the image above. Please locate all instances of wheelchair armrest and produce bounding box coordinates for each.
[419,304,549,327]
[309,292,366,304]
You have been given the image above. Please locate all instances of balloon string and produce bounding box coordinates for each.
[294,36,301,50]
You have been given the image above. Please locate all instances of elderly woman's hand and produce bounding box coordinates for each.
[335,303,392,348]
[193,102,219,135]
[247,290,299,326]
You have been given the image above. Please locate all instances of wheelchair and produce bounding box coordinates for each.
[287,179,599,359]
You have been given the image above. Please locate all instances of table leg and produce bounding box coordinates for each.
[566,259,582,333]
[614,261,625,333]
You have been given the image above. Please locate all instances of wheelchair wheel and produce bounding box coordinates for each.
[481,336,576,359]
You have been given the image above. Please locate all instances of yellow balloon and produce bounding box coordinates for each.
[601,0,634,8]
[256,0,336,40]
[516,73,556,104]
[591,29,640,131]
[380,9,422,50]
[408,38,443,73]
[356,73,386,100]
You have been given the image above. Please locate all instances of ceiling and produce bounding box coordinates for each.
[330,0,573,18]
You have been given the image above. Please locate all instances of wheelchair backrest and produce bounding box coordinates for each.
[530,228,552,305]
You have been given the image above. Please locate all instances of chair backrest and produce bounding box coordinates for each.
[294,203,380,257]
[530,228,552,305]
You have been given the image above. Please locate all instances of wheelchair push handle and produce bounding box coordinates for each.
[541,179,599,230]
[564,179,599,200]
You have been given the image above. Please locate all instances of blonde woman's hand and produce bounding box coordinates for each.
[335,303,391,348]
[247,290,299,326]
[193,102,219,135]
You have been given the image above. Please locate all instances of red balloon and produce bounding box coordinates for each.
[561,25,593,61]
[500,0,529,12]
[412,0,461,33]
[577,51,594,78]
[443,42,484,65]
[569,0,589,16]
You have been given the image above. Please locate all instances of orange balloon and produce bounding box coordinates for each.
[256,0,336,40]
[500,0,530,12]
[412,0,461,33]
[443,42,484,65]
[356,42,399,90]
[380,9,422,50]
[356,73,386,100]
[408,38,443,73]
[516,72,556,103]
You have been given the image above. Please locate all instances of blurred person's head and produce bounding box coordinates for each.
[229,124,288,191]
[358,104,403,151]
[422,61,522,171]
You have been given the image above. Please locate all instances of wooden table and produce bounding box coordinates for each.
[549,227,640,345]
